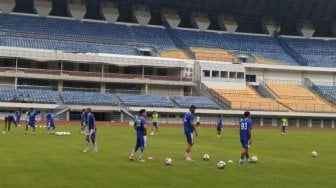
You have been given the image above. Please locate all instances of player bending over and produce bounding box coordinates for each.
[239,111,253,164]
[217,114,223,137]
[150,111,159,135]
[46,110,56,134]
[129,109,147,162]
[25,108,40,135]
[82,108,97,153]
[3,113,17,133]
[184,105,198,161]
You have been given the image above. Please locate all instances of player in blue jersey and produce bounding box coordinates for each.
[80,109,86,135]
[239,111,253,164]
[129,109,147,162]
[25,108,40,135]
[217,114,223,137]
[183,105,198,161]
[45,110,55,134]
[3,113,17,133]
[82,108,97,153]
[15,110,22,127]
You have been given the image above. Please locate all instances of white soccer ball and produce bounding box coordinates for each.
[311,151,318,157]
[251,156,258,163]
[164,158,172,165]
[217,161,226,169]
[203,154,210,161]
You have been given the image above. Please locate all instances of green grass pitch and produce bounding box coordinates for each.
[0,125,335,188]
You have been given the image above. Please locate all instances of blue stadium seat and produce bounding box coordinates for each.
[60,91,119,106]
[0,14,178,54]
[117,93,174,108]
[171,96,219,109]
[0,88,55,103]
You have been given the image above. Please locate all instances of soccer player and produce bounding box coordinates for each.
[25,108,40,135]
[80,109,86,135]
[82,108,97,153]
[129,109,147,162]
[3,113,17,133]
[281,117,288,135]
[150,111,159,135]
[15,110,22,127]
[45,110,55,134]
[184,105,198,161]
[239,111,253,164]
[196,115,201,130]
[217,114,223,137]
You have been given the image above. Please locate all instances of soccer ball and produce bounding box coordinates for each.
[251,156,258,163]
[164,158,172,165]
[311,151,318,157]
[203,154,210,161]
[217,161,226,169]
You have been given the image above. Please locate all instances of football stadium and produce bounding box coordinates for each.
[0,0,336,187]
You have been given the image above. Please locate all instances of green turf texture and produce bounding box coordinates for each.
[0,125,335,188]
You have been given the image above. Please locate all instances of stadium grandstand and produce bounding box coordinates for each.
[0,0,336,128]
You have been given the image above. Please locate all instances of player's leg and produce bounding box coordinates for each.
[83,133,90,152]
[3,117,8,133]
[12,120,17,130]
[185,133,194,161]
[137,136,145,162]
[7,121,12,132]
[143,135,147,147]
[239,140,247,164]
[129,137,140,160]
[155,123,159,135]
[90,132,97,152]
[32,124,36,134]
[150,123,154,135]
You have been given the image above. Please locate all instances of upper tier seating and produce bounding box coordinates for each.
[117,93,174,108]
[0,14,180,55]
[266,83,336,112]
[0,88,55,103]
[282,37,336,67]
[60,91,119,105]
[172,29,298,65]
[171,96,220,109]
[210,86,288,111]
[316,85,336,98]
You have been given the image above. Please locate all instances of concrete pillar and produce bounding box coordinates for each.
[296,119,300,128]
[145,84,148,95]
[297,20,315,38]
[161,9,181,28]
[308,119,312,128]
[321,120,324,129]
[0,0,14,13]
[133,5,150,26]
[191,12,210,31]
[14,77,18,89]
[58,80,63,92]
[261,18,280,36]
[332,120,335,128]
[100,83,106,93]
[272,118,277,127]
[66,111,70,121]
[260,117,264,127]
[218,15,238,33]
[120,112,124,122]
[35,0,52,16]
[69,0,86,20]
[102,2,118,23]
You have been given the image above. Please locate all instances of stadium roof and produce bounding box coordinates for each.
[12,0,336,37]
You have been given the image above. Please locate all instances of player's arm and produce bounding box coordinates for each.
[191,120,198,136]
[142,120,147,135]
[248,125,252,144]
